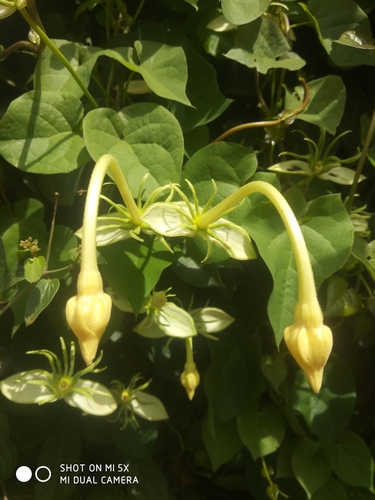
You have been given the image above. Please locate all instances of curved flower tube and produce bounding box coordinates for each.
[197,180,333,392]
[66,155,142,365]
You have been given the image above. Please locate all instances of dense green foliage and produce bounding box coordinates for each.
[1,0,375,499]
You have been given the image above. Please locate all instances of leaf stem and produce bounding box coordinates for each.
[45,192,59,271]
[0,282,36,318]
[18,8,99,109]
[211,78,310,144]
[346,106,375,213]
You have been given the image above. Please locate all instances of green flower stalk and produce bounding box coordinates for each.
[180,337,200,400]
[66,155,142,365]
[197,180,333,393]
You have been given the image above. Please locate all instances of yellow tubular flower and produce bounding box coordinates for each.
[66,155,142,365]
[197,180,333,392]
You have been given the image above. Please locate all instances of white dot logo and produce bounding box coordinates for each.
[15,466,32,483]
[35,466,52,482]
[15,465,52,483]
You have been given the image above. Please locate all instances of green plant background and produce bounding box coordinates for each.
[1,0,375,499]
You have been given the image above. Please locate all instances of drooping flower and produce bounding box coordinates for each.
[0,338,117,416]
[268,128,364,185]
[134,290,197,339]
[141,180,256,262]
[110,374,168,429]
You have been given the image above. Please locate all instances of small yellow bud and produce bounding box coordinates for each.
[180,363,200,400]
[66,290,112,366]
[284,304,333,393]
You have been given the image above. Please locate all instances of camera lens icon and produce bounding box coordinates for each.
[16,466,52,483]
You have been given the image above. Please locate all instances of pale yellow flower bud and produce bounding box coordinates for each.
[66,289,112,366]
[284,303,333,393]
[180,363,200,400]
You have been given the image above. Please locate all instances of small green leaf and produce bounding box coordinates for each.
[24,278,60,326]
[237,402,285,460]
[324,275,361,317]
[24,256,45,283]
[326,432,375,492]
[105,41,191,105]
[0,91,90,174]
[221,0,272,25]
[225,17,305,74]
[335,30,375,50]
[285,76,346,135]
[292,438,332,498]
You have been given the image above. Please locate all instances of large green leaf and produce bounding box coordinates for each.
[173,51,232,132]
[312,479,348,500]
[0,91,90,174]
[105,41,191,105]
[301,0,375,67]
[99,237,181,315]
[221,0,272,25]
[83,103,184,197]
[35,415,82,500]
[292,438,332,498]
[225,17,305,74]
[34,40,101,98]
[288,355,356,445]
[204,340,249,423]
[244,193,353,345]
[326,432,375,492]
[202,415,243,471]
[285,76,346,135]
[237,402,285,460]
[182,142,258,225]
[0,437,17,482]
